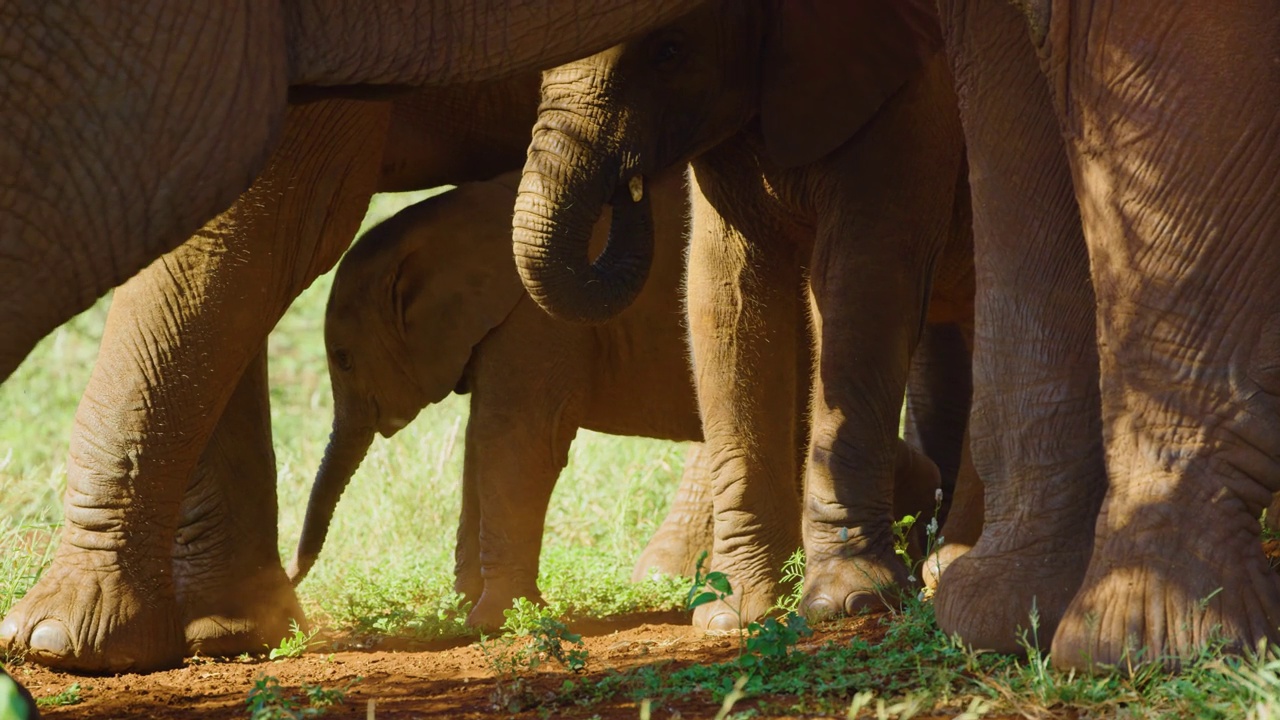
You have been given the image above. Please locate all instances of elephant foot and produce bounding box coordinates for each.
[0,556,185,672]
[690,545,790,631]
[1051,512,1280,671]
[800,540,911,622]
[692,582,780,632]
[454,569,484,607]
[466,577,544,631]
[920,542,972,592]
[933,526,1094,655]
[179,563,304,658]
[631,529,712,582]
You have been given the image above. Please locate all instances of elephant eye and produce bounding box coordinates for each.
[332,348,353,372]
[652,39,685,71]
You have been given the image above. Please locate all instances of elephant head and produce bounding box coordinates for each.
[288,178,525,584]
[511,0,940,324]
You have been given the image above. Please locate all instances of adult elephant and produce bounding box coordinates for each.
[511,0,977,628]
[932,0,1280,670]
[0,78,548,672]
[0,0,705,383]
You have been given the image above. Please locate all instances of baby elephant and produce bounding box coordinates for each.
[288,170,707,628]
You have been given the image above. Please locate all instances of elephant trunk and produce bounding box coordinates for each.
[512,84,654,324]
[287,421,376,585]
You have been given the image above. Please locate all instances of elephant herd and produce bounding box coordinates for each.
[0,0,1275,698]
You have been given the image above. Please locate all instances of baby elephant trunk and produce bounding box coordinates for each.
[288,423,376,585]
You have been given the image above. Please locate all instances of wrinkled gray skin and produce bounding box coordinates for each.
[933,0,1280,671]
[0,0,706,383]
[512,0,976,629]
[288,169,708,629]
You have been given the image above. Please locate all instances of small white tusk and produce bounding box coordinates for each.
[628,175,644,203]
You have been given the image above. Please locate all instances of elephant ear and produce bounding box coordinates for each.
[386,180,526,405]
[759,0,942,168]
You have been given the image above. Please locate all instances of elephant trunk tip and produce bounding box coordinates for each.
[286,555,314,586]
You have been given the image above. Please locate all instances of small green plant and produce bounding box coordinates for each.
[686,553,811,670]
[686,551,738,623]
[267,619,321,660]
[35,682,81,708]
[245,674,359,720]
[739,612,813,675]
[890,513,919,570]
[478,599,590,713]
[769,548,806,615]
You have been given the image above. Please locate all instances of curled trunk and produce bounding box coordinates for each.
[287,423,376,584]
[512,101,655,324]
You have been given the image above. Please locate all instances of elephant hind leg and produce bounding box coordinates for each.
[174,347,303,657]
[632,443,716,582]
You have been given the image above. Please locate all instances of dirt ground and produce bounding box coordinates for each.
[9,610,981,720]
[19,543,1280,719]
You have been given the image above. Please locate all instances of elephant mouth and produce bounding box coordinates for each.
[378,415,411,437]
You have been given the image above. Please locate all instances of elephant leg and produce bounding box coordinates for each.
[922,431,983,590]
[1047,1,1280,669]
[797,55,963,620]
[903,322,983,585]
[932,0,1106,654]
[685,144,807,631]
[903,322,973,522]
[632,442,716,582]
[174,345,303,656]
[464,307,588,630]
[0,98,389,672]
[454,437,484,604]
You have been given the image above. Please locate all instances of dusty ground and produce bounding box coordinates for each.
[18,543,1280,719]
[8,611,951,720]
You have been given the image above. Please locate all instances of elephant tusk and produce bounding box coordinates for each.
[628,175,644,203]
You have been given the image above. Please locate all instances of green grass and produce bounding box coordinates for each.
[3,190,1280,719]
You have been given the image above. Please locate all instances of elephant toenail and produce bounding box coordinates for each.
[703,611,742,632]
[29,622,74,659]
[0,619,19,645]
[802,596,840,623]
[844,591,886,616]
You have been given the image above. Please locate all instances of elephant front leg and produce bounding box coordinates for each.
[173,347,304,657]
[0,98,389,671]
[798,239,933,620]
[932,0,1106,654]
[798,51,968,620]
[1046,0,1280,670]
[0,286,193,672]
[684,161,806,632]
[463,338,584,630]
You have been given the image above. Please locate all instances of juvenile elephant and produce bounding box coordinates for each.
[0,0,706,383]
[512,0,976,628]
[931,0,1280,670]
[285,170,707,628]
